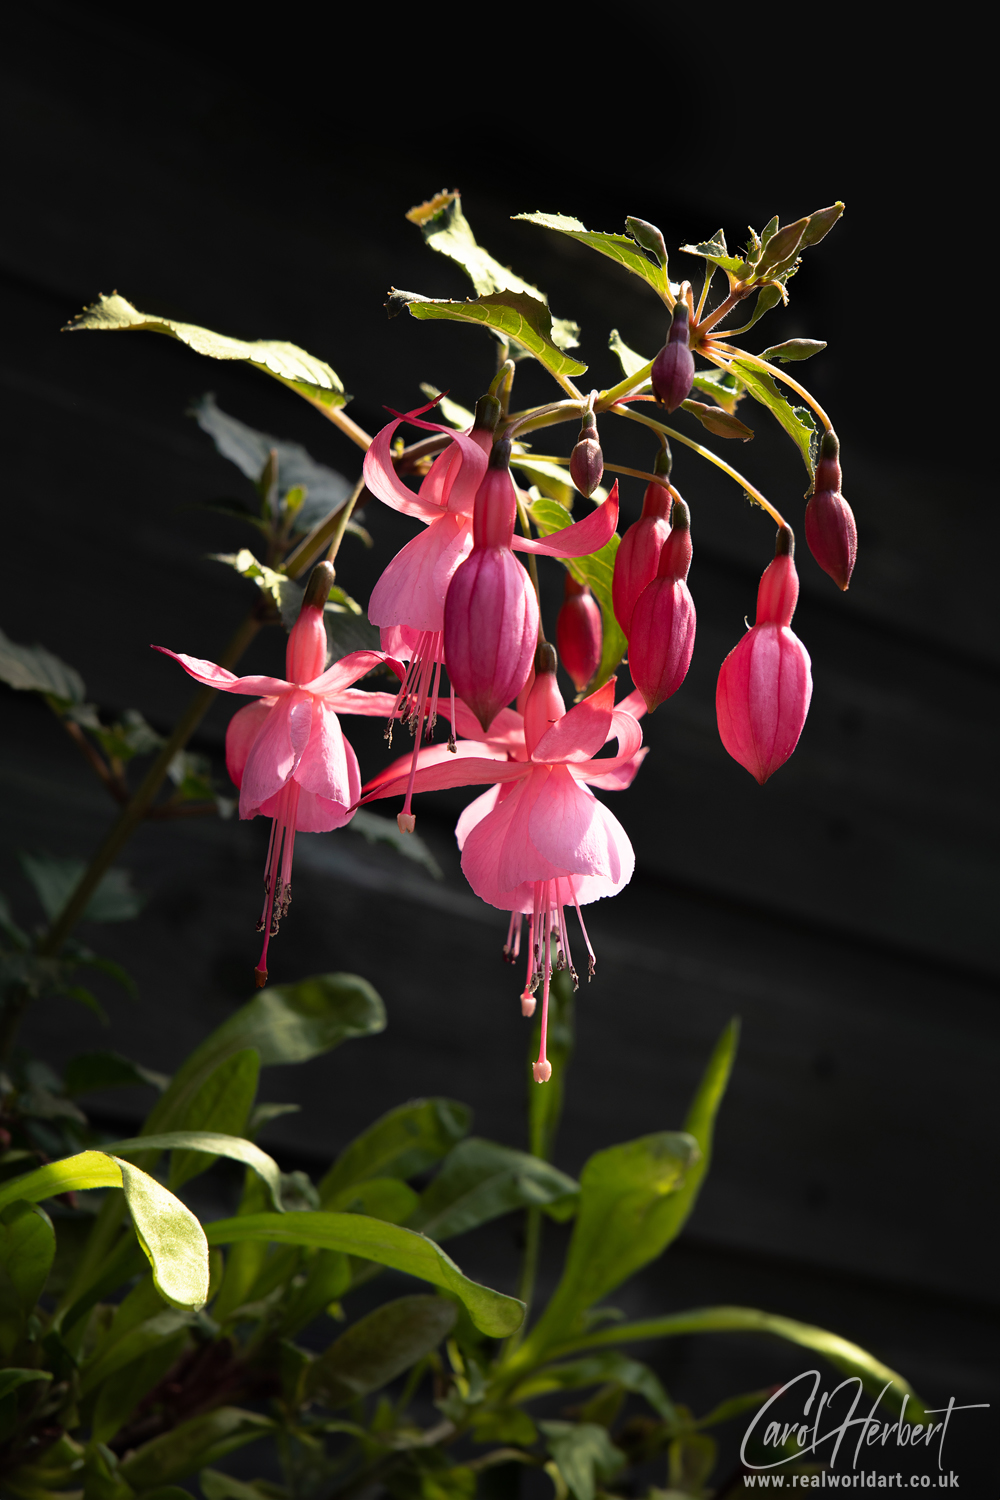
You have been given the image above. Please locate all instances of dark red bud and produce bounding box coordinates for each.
[651,305,694,413]
[473,393,502,436]
[569,412,604,498]
[556,575,602,692]
[656,499,692,581]
[805,433,856,590]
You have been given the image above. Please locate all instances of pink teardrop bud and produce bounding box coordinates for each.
[444,440,539,731]
[651,303,695,413]
[612,447,674,638]
[627,500,696,711]
[556,574,603,692]
[569,412,604,498]
[805,431,857,590]
[715,528,813,784]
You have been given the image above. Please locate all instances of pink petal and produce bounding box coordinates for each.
[454,784,501,849]
[512,482,619,557]
[152,646,292,697]
[225,699,273,790]
[294,701,362,813]
[580,746,649,790]
[239,692,313,815]
[528,764,621,881]
[461,770,562,903]
[532,678,615,763]
[368,512,472,632]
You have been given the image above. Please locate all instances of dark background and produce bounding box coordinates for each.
[3,3,996,1488]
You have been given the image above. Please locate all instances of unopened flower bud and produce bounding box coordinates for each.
[472,392,502,453]
[716,527,813,784]
[569,411,604,498]
[556,574,602,693]
[651,303,695,413]
[805,430,857,590]
[627,499,696,711]
[612,448,674,637]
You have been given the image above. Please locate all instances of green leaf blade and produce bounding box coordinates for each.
[401,290,587,379]
[307,1293,456,1406]
[318,1098,470,1206]
[515,213,670,301]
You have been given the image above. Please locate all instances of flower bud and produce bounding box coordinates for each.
[627,500,696,711]
[471,392,502,454]
[716,528,813,784]
[612,447,674,637]
[651,303,695,413]
[556,574,602,692]
[569,412,604,498]
[805,431,857,590]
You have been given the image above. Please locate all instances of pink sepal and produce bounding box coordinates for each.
[305,650,403,696]
[513,483,619,557]
[152,646,292,698]
[533,680,615,763]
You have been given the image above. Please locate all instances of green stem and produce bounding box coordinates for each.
[712,344,833,430]
[325,475,368,566]
[507,1205,542,1355]
[596,361,654,410]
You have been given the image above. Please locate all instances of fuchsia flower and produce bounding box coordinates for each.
[651,300,695,413]
[716,528,812,784]
[556,574,603,692]
[362,648,646,1082]
[154,563,403,985]
[444,438,619,733]
[627,498,696,712]
[611,457,675,638]
[805,429,857,590]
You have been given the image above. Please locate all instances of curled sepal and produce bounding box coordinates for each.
[805,431,857,590]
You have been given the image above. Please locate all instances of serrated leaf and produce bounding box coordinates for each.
[678,231,747,279]
[690,368,742,413]
[307,1294,456,1406]
[399,290,587,379]
[318,1099,470,1206]
[0,1152,209,1311]
[0,629,85,705]
[19,854,143,924]
[348,810,443,879]
[204,1212,524,1337]
[212,549,303,623]
[528,498,626,690]
[66,294,349,409]
[759,339,827,362]
[515,213,671,301]
[190,394,353,531]
[728,358,817,475]
[409,1138,579,1241]
[144,974,385,1137]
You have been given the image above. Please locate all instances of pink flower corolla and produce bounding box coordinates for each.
[556,574,602,693]
[154,563,403,985]
[444,438,619,733]
[716,527,813,784]
[627,498,696,712]
[362,648,646,1083]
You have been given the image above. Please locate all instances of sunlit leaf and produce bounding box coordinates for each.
[66,294,349,409]
[204,1212,523,1337]
[410,1138,579,1241]
[607,329,652,382]
[318,1098,470,1206]
[0,630,85,705]
[678,230,747,279]
[728,359,817,475]
[19,853,143,924]
[511,1351,675,1420]
[396,290,587,379]
[515,213,672,302]
[325,1177,419,1223]
[679,400,754,441]
[307,1294,457,1406]
[105,1129,283,1212]
[758,339,827,363]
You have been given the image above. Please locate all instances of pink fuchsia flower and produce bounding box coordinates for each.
[716,527,813,784]
[556,573,603,693]
[805,429,857,590]
[154,563,403,985]
[627,498,696,712]
[362,647,646,1082]
[444,438,619,733]
[612,452,675,638]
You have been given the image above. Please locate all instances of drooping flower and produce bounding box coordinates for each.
[651,300,695,413]
[716,527,812,783]
[611,448,674,637]
[444,438,619,732]
[627,498,696,711]
[154,563,403,985]
[569,409,604,498]
[556,573,603,692]
[362,646,646,1082]
[805,429,857,590]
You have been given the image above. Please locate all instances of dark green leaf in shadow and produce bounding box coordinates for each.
[0,630,86,705]
[118,1407,274,1489]
[510,1351,675,1420]
[64,1051,169,1097]
[0,1201,55,1315]
[0,1369,52,1401]
[347,812,443,880]
[307,1294,456,1407]
[161,1048,259,1190]
[20,854,143,924]
[279,1248,351,1338]
[410,1139,579,1241]
[318,1098,470,1206]
[326,1178,419,1223]
[539,1421,625,1500]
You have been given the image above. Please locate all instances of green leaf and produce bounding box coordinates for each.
[279,1247,351,1337]
[326,1177,420,1223]
[165,1047,259,1190]
[347,811,444,880]
[307,1294,457,1406]
[105,1129,283,1212]
[509,1133,699,1361]
[514,213,671,302]
[527,498,626,690]
[607,328,652,381]
[690,368,743,414]
[19,853,143,924]
[64,1051,168,1096]
[398,290,587,379]
[201,1470,280,1500]
[728,358,817,475]
[410,1139,579,1241]
[0,1200,55,1312]
[0,1151,209,1312]
[81,1303,193,1398]
[539,1421,625,1500]
[0,629,86,705]
[652,1018,739,1251]
[724,283,783,336]
[512,1351,675,1420]
[678,231,747,279]
[212,548,303,624]
[144,974,385,1137]
[318,1098,470,1206]
[324,609,381,661]
[66,294,349,409]
[679,400,754,441]
[0,1369,52,1400]
[118,1408,274,1489]
[758,339,827,363]
[204,1212,523,1337]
